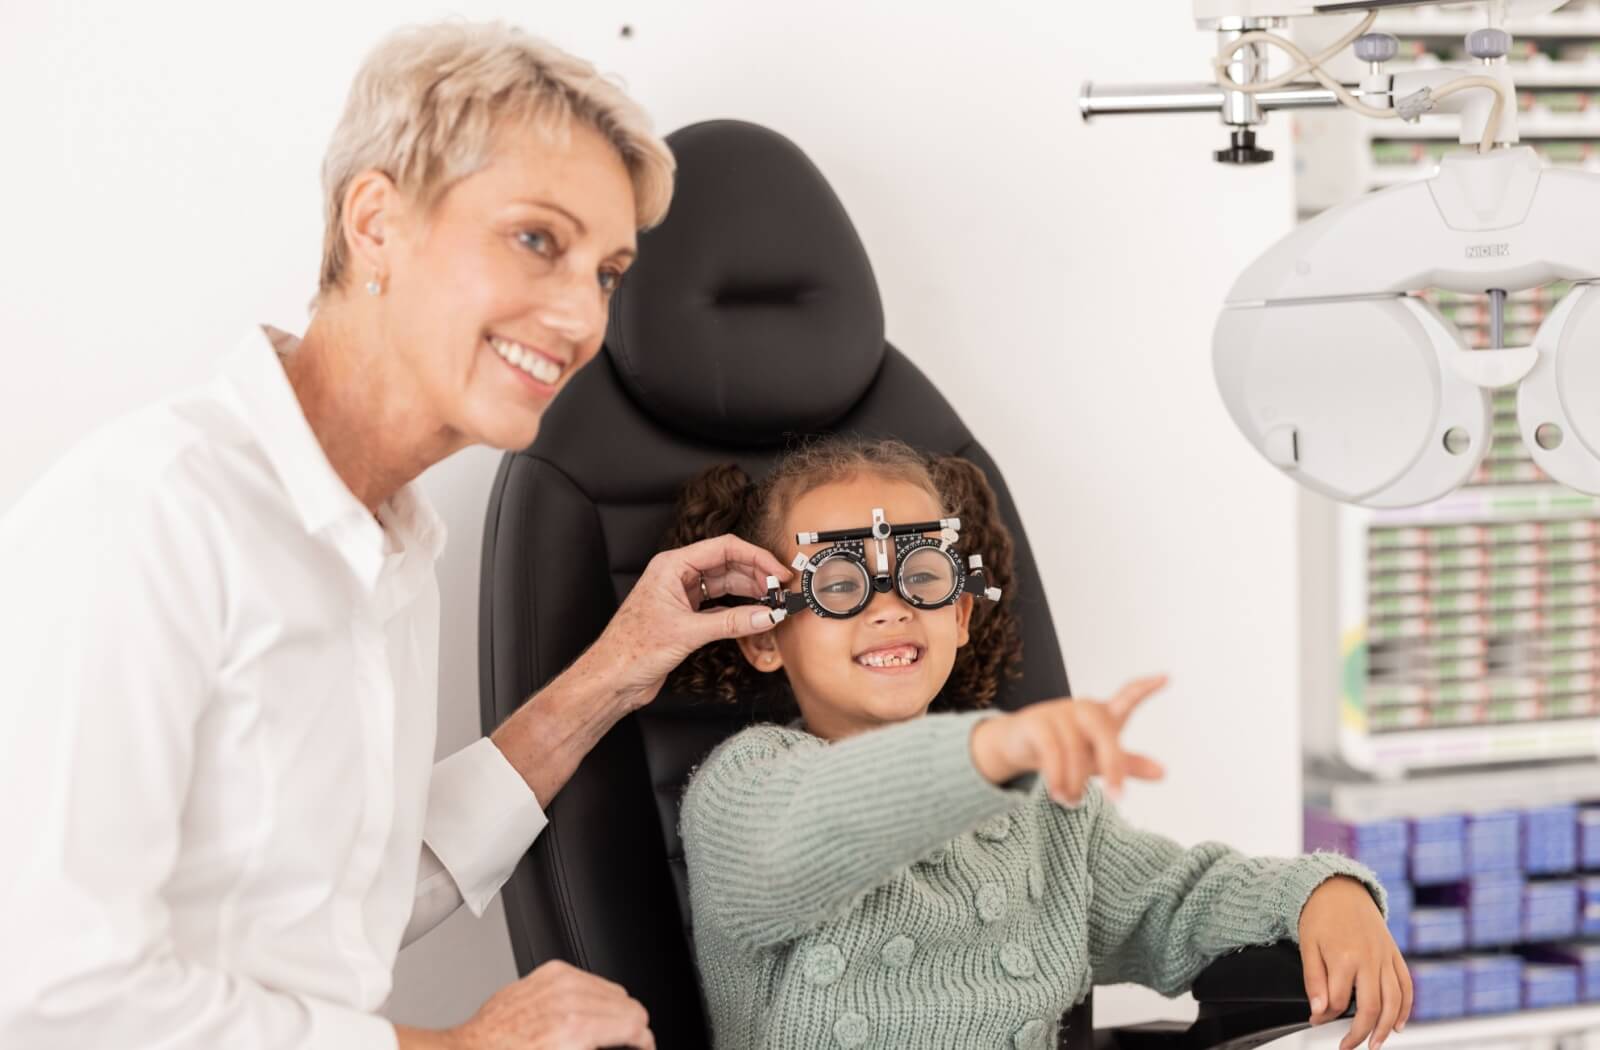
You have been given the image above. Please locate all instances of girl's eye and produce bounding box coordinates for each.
[819,580,860,595]
[907,573,940,586]
[518,230,555,255]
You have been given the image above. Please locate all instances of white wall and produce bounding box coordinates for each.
[0,0,1306,1033]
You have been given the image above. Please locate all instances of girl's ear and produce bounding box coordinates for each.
[737,628,786,673]
[954,593,974,647]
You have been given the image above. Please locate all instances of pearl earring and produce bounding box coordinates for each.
[365,276,383,297]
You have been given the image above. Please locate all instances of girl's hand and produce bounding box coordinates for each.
[1299,875,1413,1050]
[968,676,1168,805]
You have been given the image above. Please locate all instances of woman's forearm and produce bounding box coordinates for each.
[396,1025,459,1050]
[488,643,636,807]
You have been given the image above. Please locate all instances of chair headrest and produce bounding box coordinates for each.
[606,120,886,446]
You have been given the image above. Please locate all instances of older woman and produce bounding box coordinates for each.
[0,23,789,1050]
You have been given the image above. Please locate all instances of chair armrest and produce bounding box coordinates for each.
[1092,941,1356,1050]
[1192,941,1311,1004]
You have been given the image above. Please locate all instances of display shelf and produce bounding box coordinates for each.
[1291,1003,1600,1048]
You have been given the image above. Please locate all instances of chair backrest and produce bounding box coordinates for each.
[478,120,1073,1047]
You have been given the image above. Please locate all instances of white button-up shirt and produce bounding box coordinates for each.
[0,326,548,1048]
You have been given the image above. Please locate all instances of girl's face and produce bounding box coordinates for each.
[738,472,973,740]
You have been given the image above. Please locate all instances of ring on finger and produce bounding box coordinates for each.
[699,576,711,604]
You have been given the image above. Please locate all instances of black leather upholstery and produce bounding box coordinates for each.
[479,120,1073,1048]
[479,119,1315,1050]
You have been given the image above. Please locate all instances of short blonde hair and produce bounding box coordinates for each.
[317,21,675,299]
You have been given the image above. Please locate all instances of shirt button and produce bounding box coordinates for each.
[834,1012,869,1047]
[977,882,1008,923]
[999,942,1037,978]
[882,934,915,969]
[1013,1019,1051,1050]
[977,814,1011,841]
[804,944,846,986]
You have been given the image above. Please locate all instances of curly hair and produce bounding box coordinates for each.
[660,436,1023,715]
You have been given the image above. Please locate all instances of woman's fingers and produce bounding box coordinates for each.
[671,535,791,591]
[1106,674,1169,729]
[696,566,768,603]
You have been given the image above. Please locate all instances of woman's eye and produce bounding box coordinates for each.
[598,268,624,294]
[517,230,555,255]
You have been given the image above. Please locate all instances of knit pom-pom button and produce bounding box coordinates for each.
[1013,1019,1050,1050]
[804,944,846,986]
[881,934,915,969]
[1027,866,1044,902]
[922,845,948,865]
[999,942,1037,978]
[976,882,1008,923]
[976,814,1011,842]
[833,1012,869,1047]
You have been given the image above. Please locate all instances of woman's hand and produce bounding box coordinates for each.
[1298,876,1413,1050]
[593,534,793,711]
[968,676,1169,805]
[427,960,655,1050]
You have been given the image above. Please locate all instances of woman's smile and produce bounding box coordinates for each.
[487,334,565,397]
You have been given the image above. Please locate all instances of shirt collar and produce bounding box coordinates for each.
[219,325,448,590]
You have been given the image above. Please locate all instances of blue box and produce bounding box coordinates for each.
[1580,807,1600,870]
[1410,907,1467,954]
[1467,811,1521,876]
[1523,803,1579,875]
[1381,877,1413,954]
[1523,880,1580,942]
[1304,810,1408,884]
[1410,814,1467,885]
[1411,959,1467,1021]
[1522,944,1600,1002]
[1584,876,1600,937]
[1522,963,1580,1009]
[1445,875,1525,949]
[1462,954,1523,1015]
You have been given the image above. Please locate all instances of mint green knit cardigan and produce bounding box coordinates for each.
[680,711,1382,1050]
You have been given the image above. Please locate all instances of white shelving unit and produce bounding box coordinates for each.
[1295,0,1600,777]
[1286,1003,1600,1049]
[1290,5,1600,1048]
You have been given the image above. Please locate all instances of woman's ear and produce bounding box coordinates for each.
[342,168,404,285]
[954,593,974,647]
[737,628,785,673]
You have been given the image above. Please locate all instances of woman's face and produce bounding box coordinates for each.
[739,472,973,740]
[384,119,639,451]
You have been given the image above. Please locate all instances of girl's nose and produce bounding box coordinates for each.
[866,589,912,625]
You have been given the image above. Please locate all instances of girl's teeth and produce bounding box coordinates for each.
[857,649,920,668]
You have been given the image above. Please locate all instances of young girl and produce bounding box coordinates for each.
[671,438,1410,1050]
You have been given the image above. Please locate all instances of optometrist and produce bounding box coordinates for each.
[0,23,791,1050]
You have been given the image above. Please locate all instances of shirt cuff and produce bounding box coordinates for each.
[424,737,549,917]
[302,994,400,1050]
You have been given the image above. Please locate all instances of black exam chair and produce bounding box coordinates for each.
[480,119,1337,1050]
